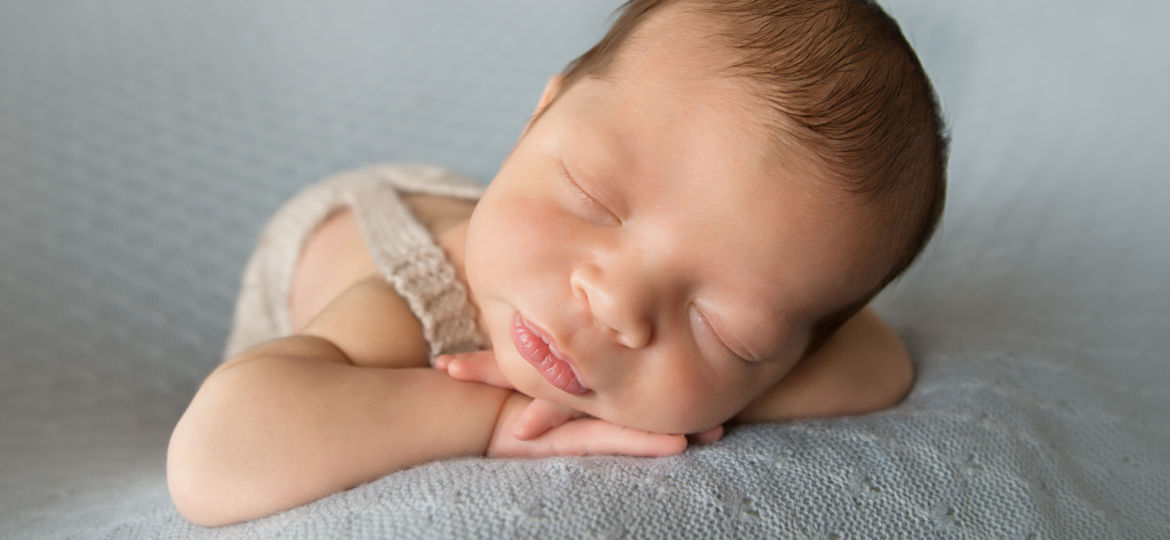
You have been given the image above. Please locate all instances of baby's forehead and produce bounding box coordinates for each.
[604,4,757,89]
[594,61,798,173]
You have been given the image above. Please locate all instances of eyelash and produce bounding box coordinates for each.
[691,304,750,364]
[560,164,620,225]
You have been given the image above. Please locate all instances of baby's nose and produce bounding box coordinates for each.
[569,264,653,349]
[609,317,651,349]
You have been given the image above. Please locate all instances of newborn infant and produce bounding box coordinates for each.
[169,0,947,526]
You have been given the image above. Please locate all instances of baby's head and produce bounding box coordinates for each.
[464,0,947,434]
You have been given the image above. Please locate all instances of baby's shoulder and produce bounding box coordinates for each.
[290,193,474,330]
[288,208,377,332]
[286,193,475,368]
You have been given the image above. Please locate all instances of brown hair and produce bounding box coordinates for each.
[546,0,948,358]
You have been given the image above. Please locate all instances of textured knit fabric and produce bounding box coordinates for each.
[3,2,1170,538]
[224,163,487,363]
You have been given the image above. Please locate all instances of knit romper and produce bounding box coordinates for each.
[222,163,488,363]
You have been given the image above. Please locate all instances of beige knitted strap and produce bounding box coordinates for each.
[221,163,485,363]
[345,176,485,361]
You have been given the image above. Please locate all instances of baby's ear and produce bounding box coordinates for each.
[514,74,565,148]
[535,74,565,115]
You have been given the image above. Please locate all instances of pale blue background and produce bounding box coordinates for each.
[2,1,1167,537]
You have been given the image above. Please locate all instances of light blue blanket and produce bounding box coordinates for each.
[2,1,1167,537]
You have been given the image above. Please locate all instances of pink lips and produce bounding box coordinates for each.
[511,312,590,395]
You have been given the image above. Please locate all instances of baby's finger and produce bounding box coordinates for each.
[688,424,724,445]
[435,351,491,371]
[548,420,688,457]
[446,352,513,388]
[511,399,576,440]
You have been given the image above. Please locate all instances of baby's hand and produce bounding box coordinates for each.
[435,351,723,457]
[435,351,582,440]
[486,391,690,458]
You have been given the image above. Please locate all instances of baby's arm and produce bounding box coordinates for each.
[166,277,512,527]
[733,306,913,423]
[168,274,686,527]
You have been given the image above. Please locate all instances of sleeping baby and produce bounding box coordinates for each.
[168,0,947,526]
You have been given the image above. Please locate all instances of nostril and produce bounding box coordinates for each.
[571,281,587,302]
[571,264,652,349]
[569,268,591,303]
[595,322,645,350]
[618,323,651,349]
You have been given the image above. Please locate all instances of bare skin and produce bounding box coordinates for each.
[168,182,908,527]
[167,6,913,527]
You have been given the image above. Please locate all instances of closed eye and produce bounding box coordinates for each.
[690,303,753,364]
[560,164,620,225]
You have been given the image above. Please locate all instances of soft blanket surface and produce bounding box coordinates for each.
[1,1,1167,537]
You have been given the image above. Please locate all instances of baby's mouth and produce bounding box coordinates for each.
[510,312,590,395]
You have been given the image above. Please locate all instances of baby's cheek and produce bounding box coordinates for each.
[672,372,763,431]
[617,375,732,434]
[496,350,544,398]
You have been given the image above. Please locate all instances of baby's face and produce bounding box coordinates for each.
[464,9,878,434]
